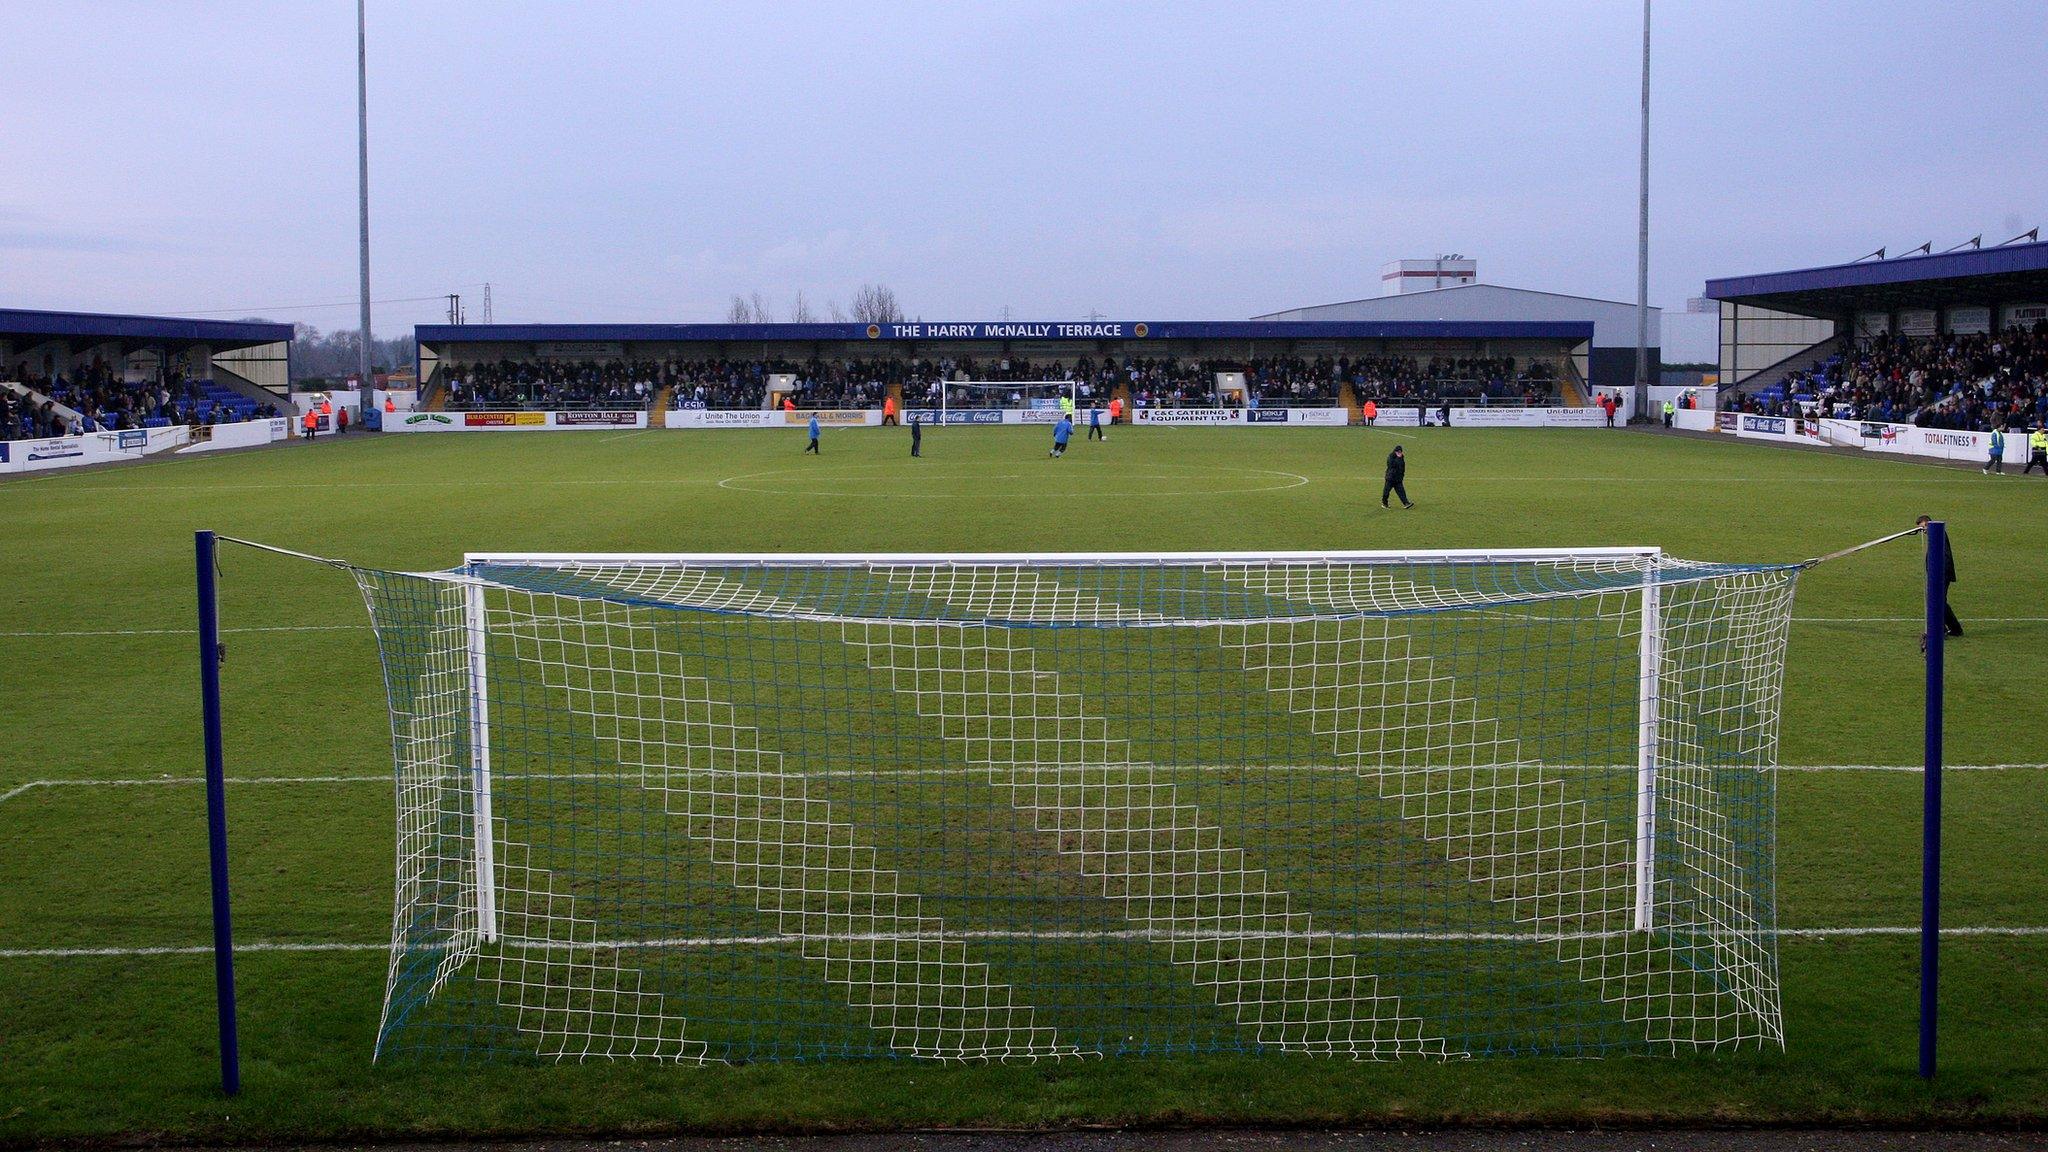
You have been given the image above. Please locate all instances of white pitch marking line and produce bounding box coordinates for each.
[0,781,41,804]
[1773,763,2048,772]
[5,763,2042,806]
[0,770,640,802]
[4,924,2045,960]
[1794,616,2048,624]
[0,624,365,638]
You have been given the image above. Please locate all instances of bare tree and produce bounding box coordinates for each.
[790,289,816,324]
[283,322,409,381]
[848,283,905,324]
[827,299,848,322]
[726,292,777,324]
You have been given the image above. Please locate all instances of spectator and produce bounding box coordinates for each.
[1749,322,2048,433]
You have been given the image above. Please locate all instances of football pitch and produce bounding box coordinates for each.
[1,425,2044,1140]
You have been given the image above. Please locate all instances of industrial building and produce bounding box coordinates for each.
[1254,282,1659,395]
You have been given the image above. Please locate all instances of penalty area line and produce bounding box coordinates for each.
[5,924,2047,960]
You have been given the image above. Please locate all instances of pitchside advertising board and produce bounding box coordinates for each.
[0,425,193,473]
[1694,408,2021,464]
[806,409,876,427]
[1129,407,1350,426]
[386,410,650,431]
[1009,408,1082,424]
[903,409,1005,425]
[666,409,884,428]
[1829,420,2014,462]
[1133,408,1243,425]
[423,405,1676,432]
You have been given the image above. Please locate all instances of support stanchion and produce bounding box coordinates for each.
[196,530,241,1096]
[1920,520,1945,1081]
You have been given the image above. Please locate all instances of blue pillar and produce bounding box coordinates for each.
[1919,521,1945,1081]
[196,531,241,1096]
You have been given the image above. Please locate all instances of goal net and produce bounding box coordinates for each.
[912,379,1084,421]
[350,549,1796,1065]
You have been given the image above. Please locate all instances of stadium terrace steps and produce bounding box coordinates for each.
[1339,377,1363,424]
[201,383,262,422]
[651,386,673,427]
[206,367,288,410]
[1720,332,1846,405]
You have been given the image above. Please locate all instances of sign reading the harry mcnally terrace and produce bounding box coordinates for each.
[879,322,1145,340]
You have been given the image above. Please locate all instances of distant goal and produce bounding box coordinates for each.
[349,548,1796,1064]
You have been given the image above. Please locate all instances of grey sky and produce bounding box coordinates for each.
[4,1,2042,351]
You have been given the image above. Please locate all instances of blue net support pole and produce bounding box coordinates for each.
[1919,521,1945,1081]
[195,530,241,1096]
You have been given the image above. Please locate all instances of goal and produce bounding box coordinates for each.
[913,378,1083,423]
[349,548,1795,1064]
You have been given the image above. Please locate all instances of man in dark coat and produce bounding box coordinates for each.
[1916,515,1961,641]
[1383,445,1413,509]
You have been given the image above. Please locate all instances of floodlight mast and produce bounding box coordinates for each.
[1634,0,1652,421]
[356,0,375,418]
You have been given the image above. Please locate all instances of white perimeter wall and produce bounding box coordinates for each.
[1,426,189,473]
[1673,408,2018,466]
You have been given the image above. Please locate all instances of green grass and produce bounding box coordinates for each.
[1,425,2044,1140]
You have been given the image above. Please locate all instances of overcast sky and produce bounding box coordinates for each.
[5,1,2043,349]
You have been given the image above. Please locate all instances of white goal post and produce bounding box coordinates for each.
[455,548,1671,943]
[931,379,1081,420]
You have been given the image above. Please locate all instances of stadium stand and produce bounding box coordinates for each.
[1707,238,2048,431]
[30,361,281,433]
[2,308,292,437]
[417,321,1593,415]
[431,352,1568,414]
[1728,324,2048,430]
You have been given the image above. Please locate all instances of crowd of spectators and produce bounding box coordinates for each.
[1340,355,1555,406]
[916,354,1557,410]
[444,358,662,410]
[440,352,1564,414]
[4,362,281,440]
[1735,324,2048,431]
[442,352,1566,413]
[2,389,68,439]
